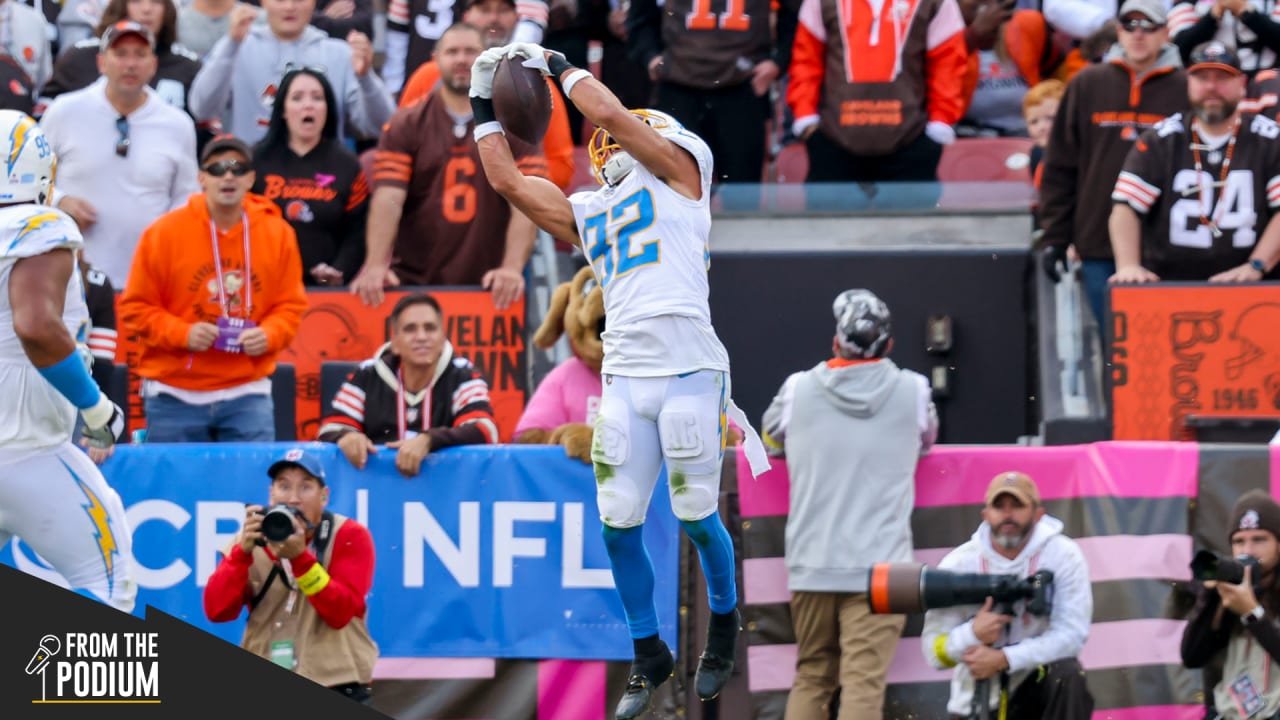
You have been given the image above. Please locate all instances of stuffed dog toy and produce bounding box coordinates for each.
[514,266,603,462]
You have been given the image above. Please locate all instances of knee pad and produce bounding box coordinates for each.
[597,476,646,528]
[669,473,720,521]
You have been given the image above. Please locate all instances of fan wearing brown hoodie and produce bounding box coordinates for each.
[119,135,307,443]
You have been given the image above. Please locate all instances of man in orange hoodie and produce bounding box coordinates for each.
[120,135,308,443]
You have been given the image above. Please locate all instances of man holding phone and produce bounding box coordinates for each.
[119,135,307,442]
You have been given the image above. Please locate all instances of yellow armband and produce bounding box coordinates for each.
[296,564,331,596]
[933,634,958,668]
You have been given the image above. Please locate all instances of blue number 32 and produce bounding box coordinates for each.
[583,189,659,287]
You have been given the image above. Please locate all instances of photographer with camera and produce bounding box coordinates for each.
[1182,490,1280,720]
[921,472,1094,720]
[203,449,378,704]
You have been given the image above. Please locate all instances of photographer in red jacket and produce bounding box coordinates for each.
[204,449,378,704]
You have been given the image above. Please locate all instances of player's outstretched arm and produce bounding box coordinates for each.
[471,47,578,242]
[508,44,701,199]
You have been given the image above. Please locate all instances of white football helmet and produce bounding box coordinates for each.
[0,110,56,205]
[588,109,685,186]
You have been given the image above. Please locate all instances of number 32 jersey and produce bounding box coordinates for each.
[569,130,731,377]
[1113,112,1280,280]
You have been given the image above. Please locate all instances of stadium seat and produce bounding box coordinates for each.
[936,137,1035,183]
[272,363,296,441]
[319,361,360,423]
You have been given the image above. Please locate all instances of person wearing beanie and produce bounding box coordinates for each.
[1183,489,1280,720]
[762,289,940,719]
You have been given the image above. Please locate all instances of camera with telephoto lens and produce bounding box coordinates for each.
[866,562,1055,616]
[1191,549,1261,586]
[256,504,304,545]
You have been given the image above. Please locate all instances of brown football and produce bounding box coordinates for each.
[492,56,552,145]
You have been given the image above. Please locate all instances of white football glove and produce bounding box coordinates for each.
[469,47,507,99]
[81,394,125,450]
[505,42,558,76]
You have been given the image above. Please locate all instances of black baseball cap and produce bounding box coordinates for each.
[267,448,326,485]
[200,134,254,165]
[1189,42,1243,76]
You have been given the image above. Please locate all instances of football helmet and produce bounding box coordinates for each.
[588,109,684,186]
[0,110,55,205]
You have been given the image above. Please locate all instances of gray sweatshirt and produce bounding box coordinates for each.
[763,357,938,593]
[188,24,394,144]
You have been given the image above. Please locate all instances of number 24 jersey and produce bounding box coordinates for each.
[568,130,730,377]
[1113,112,1280,280]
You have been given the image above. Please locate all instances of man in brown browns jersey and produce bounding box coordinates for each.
[349,22,546,310]
[627,0,797,186]
[1110,41,1280,284]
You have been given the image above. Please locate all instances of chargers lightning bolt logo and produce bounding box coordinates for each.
[61,459,118,595]
[7,115,33,173]
[7,211,65,253]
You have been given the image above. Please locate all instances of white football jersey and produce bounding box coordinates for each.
[569,129,730,376]
[0,204,88,449]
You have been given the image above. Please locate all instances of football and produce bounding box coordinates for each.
[492,56,552,145]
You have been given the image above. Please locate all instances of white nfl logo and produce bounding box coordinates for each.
[1242,509,1261,530]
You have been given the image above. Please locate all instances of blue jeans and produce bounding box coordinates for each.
[143,393,275,443]
[1080,259,1116,331]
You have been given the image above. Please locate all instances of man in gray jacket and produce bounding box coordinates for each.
[762,288,938,720]
[188,0,394,143]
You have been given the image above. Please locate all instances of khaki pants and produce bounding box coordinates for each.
[784,591,906,720]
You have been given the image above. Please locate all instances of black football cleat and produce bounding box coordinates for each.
[695,609,740,700]
[614,640,675,720]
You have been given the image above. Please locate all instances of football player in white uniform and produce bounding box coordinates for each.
[471,44,770,719]
[0,110,135,613]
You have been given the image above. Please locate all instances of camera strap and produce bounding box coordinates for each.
[250,511,336,611]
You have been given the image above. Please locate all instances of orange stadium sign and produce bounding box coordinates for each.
[114,290,527,442]
[1109,284,1280,440]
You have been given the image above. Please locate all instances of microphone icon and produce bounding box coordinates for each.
[25,635,60,675]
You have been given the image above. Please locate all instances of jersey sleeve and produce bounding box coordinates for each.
[666,129,714,196]
[0,208,82,258]
[1111,128,1168,216]
[370,111,419,193]
[317,364,374,440]
[84,268,117,362]
[448,358,498,444]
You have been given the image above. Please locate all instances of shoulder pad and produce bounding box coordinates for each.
[452,357,471,368]
[73,38,101,49]
[168,44,200,61]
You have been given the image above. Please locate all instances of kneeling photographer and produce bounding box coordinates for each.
[919,472,1094,720]
[203,449,378,704]
[1182,491,1280,720]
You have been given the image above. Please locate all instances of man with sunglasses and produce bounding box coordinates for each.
[119,135,307,443]
[38,20,200,287]
[1039,0,1187,324]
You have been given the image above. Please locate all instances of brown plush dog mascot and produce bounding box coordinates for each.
[514,266,603,462]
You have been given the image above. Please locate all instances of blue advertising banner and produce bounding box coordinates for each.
[0,444,681,661]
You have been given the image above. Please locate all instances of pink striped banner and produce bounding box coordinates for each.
[537,660,606,720]
[747,618,1184,692]
[737,443,1201,518]
[373,657,497,680]
[742,535,1194,606]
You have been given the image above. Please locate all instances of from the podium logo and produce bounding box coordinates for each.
[25,632,161,705]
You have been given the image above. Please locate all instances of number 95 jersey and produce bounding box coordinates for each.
[569,130,731,377]
[0,205,88,449]
[1113,112,1280,280]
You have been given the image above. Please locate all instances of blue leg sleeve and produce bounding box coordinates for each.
[601,524,659,639]
[681,514,738,614]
